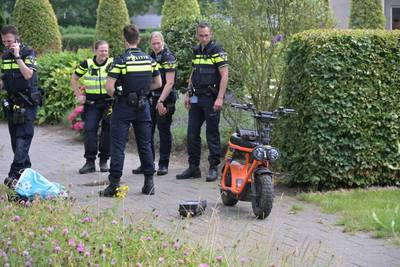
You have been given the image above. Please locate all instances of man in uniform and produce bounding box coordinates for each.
[176,22,228,182]
[99,24,161,197]
[0,25,41,187]
[71,40,113,174]
[132,31,176,176]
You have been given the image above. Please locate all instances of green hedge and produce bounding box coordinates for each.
[349,0,385,29]
[279,30,400,190]
[37,49,92,124]
[62,34,94,51]
[138,31,151,54]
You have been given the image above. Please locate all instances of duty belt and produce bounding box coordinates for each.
[193,84,218,96]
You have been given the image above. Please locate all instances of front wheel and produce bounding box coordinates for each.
[220,166,239,206]
[251,174,274,219]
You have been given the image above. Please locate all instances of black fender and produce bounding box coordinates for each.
[254,167,273,176]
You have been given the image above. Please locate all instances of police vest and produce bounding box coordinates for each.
[1,45,38,97]
[81,57,113,96]
[191,41,227,89]
[151,48,176,95]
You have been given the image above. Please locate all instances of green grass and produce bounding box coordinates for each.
[289,204,304,214]
[299,187,400,243]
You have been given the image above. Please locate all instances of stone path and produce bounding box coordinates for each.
[0,123,399,266]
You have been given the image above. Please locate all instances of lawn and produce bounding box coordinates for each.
[299,187,400,243]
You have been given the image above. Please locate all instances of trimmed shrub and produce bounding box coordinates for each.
[62,34,94,51]
[349,0,385,29]
[161,0,200,29]
[138,30,151,54]
[95,0,130,57]
[13,0,62,54]
[161,0,201,91]
[37,49,92,124]
[279,30,400,190]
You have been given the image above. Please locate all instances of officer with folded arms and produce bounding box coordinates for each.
[0,25,42,187]
[71,40,113,174]
[99,24,161,197]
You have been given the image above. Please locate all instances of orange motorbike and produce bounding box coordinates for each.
[220,103,295,219]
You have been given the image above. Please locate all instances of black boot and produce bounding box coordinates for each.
[79,160,95,174]
[141,176,155,195]
[206,166,218,182]
[176,165,201,180]
[99,159,109,172]
[157,166,168,176]
[4,177,18,189]
[99,184,119,197]
[132,166,143,174]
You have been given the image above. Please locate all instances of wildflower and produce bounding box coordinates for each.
[6,240,11,247]
[199,264,209,267]
[53,246,61,253]
[82,217,93,223]
[159,257,165,263]
[23,250,29,258]
[80,231,89,239]
[111,258,117,265]
[183,250,190,256]
[47,226,54,233]
[14,215,21,222]
[216,255,224,262]
[24,201,31,207]
[271,34,283,45]
[84,251,91,257]
[68,238,75,246]
[173,241,180,250]
[11,248,16,254]
[0,195,5,202]
[25,260,32,267]
[162,241,168,248]
[77,242,85,253]
[116,185,129,199]
[111,220,118,225]
[239,256,247,263]
[146,236,152,241]
[135,263,143,267]
[62,228,69,236]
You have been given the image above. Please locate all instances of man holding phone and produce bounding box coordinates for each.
[0,25,41,187]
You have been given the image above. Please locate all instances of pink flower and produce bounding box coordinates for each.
[81,217,93,223]
[199,264,209,267]
[158,257,164,263]
[47,226,54,233]
[173,241,180,250]
[67,113,76,122]
[146,236,152,241]
[84,251,90,257]
[72,121,84,131]
[111,220,118,225]
[53,246,61,253]
[62,228,68,236]
[68,238,75,246]
[216,255,224,262]
[14,215,21,222]
[76,242,85,253]
[75,105,84,113]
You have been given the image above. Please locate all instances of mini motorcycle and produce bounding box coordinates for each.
[219,103,295,219]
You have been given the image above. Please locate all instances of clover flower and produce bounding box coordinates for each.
[53,246,61,253]
[82,217,93,223]
[271,34,283,45]
[62,228,69,236]
[111,220,118,225]
[77,242,85,253]
[68,238,75,246]
[158,257,165,263]
[14,215,21,222]
[47,226,54,233]
[173,241,181,250]
[199,264,209,267]
[216,255,224,262]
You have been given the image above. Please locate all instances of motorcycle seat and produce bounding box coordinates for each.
[230,132,259,148]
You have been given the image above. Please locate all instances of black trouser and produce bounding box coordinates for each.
[187,94,221,167]
[82,101,111,161]
[150,96,175,168]
[6,105,37,179]
[109,100,154,185]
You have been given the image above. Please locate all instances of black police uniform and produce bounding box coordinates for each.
[188,41,228,170]
[103,48,160,196]
[149,47,176,172]
[1,44,40,184]
[74,57,113,173]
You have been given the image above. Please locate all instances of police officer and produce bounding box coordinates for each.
[99,24,161,197]
[0,25,41,187]
[176,22,228,182]
[132,31,176,176]
[71,40,113,174]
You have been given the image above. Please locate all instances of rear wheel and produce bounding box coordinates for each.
[251,174,273,219]
[220,166,239,206]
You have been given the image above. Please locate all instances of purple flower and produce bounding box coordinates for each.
[11,248,16,254]
[111,220,118,225]
[173,241,180,250]
[14,215,21,222]
[80,231,89,239]
[135,263,143,267]
[216,255,224,262]
[62,228,69,236]
[68,238,75,246]
[24,260,32,267]
[82,217,93,223]
[0,195,5,202]
[24,201,31,207]
[47,226,54,233]
[183,250,190,256]
[84,251,90,257]
[146,236,152,241]
[77,242,85,253]
[110,258,117,265]
[162,242,168,248]
[22,250,29,258]
[272,34,284,45]
[239,256,247,263]
[158,257,164,263]
[199,264,209,267]
[53,246,61,253]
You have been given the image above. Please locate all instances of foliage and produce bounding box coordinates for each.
[300,187,400,243]
[138,30,151,54]
[207,0,334,112]
[0,11,4,52]
[349,0,385,29]
[161,0,201,29]
[0,187,228,266]
[13,0,62,54]
[60,26,96,35]
[36,49,92,124]
[162,17,200,91]
[95,0,130,57]
[280,30,400,189]
[62,34,94,51]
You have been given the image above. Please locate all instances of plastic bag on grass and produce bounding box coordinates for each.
[15,168,67,200]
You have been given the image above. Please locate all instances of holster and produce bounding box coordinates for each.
[127,92,146,111]
[12,106,26,124]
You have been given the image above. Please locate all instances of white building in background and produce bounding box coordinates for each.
[330,0,400,29]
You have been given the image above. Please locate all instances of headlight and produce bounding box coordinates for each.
[252,145,267,160]
[267,147,280,162]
